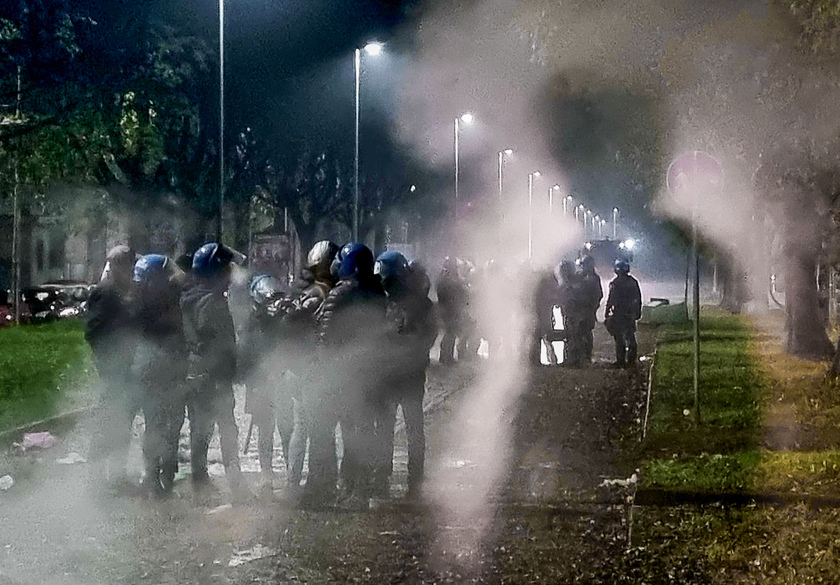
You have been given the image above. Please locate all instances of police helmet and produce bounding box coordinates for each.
[249,274,284,306]
[307,240,340,274]
[132,254,170,284]
[191,242,234,278]
[614,259,631,274]
[336,243,374,280]
[374,251,409,282]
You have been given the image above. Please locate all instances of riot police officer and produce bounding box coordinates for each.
[374,252,437,498]
[180,242,246,501]
[578,255,603,364]
[289,240,340,503]
[557,260,584,366]
[86,245,139,491]
[241,274,297,496]
[605,259,643,367]
[314,243,386,506]
[532,268,561,366]
[131,254,187,497]
[436,257,469,364]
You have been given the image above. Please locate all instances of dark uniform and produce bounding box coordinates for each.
[316,267,386,502]
[85,246,139,486]
[437,259,470,364]
[379,265,437,497]
[605,265,642,366]
[578,257,603,364]
[557,261,585,366]
[180,277,244,495]
[131,257,187,496]
[241,276,299,492]
[532,269,561,365]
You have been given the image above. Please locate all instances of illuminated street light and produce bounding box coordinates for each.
[549,184,560,214]
[613,207,619,239]
[528,171,541,259]
[563,194,572,218]
[354,42,384,240]
[454,112,475,211]
[498,148,514,226]
[364,42,383,56]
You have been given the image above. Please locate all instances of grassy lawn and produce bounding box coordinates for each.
[0,319,96,433]
[629,309,840,583]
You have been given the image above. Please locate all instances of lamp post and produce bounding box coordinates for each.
[549,184,560,214]
[599,218,606,238]
[353,42,383,242]
[612,207,619,239]
[498,148,513,225]
[217,0,225,240]
[454,112,474,218]
[563,195,572,218]
[528,171,541,259]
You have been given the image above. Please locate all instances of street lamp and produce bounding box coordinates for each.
[585,209,592,240]
[599,218,606,238]
[353,41,384,241]
[563,195,572,218]
[549,184,560,214]
[613,207,619,239]
[217,0,225,239]
[528,171,541,259]
[454,112,475,213]
[498,148,514,224]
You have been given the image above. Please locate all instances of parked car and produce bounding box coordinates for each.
[22,281,91,323]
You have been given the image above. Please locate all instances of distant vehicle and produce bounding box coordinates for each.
[581,238,635,272]
[22,281,91,323]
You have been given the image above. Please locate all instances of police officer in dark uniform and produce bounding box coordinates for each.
[241,274,297,496]
[86,245,139,490]
[532,268,561,365]
[314,243,386,506]
[287,240,340,502]
[131,254,187,497]
[557,260,584,366]
[436,257,469,364]
[180,242,246,500]
[375,252,437,498]
[605,259,643,367]
[578,255,603,364]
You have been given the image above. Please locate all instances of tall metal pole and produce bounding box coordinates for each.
[353,48,361,242]
[612,207,618,239]
[454,117,460,212]
[527,173,534,259]
[217,0,224,241]
[548,188,553,215]
[498,151,503,227]
[692,208,701,421]
[12,65,22,323]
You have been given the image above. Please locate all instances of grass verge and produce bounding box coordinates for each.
[0,319,95,433]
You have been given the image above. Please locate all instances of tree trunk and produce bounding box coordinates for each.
[783,247,833,359]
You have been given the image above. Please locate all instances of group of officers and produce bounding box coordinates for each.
[85,240,435,507]
[533,256,643,368]
[83,239,642,506]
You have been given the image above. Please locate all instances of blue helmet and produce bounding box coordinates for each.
[614,258,631,274]
[336,243,374,280]
[133,254,170,284]
[374,251,409,282]
[191,243,234,278]
[249,274,284,306]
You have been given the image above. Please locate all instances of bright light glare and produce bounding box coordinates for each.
[532,171,541,177]
[566,195,573,201]
[613,207,619,213]
[552,184,560,190]
[503,148,513,155]
[410,185,417,192]
[460,112,474,124]
[624,238,636,250]
[364,42,383,56]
